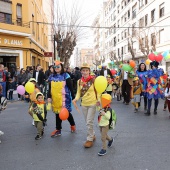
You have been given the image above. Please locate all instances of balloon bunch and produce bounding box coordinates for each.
[148,52,163,62]
[17,82,35,95]
[162,50,170,60]
[122,60,136,72]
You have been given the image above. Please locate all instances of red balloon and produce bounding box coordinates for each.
[148,53,156,61]
[155,54,163,62]
[59,108,69,120]
[111,69,116,75]
[129,60,136,68]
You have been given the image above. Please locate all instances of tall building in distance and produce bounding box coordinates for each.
[0,0,53,70]
[93,0,170,71]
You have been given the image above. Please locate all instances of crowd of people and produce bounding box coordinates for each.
[0,60,169,156]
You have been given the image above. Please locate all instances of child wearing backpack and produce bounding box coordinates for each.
[30,92,49,140]
[98,94,116,156]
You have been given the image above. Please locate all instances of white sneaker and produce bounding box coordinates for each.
[32,120,35,126]
[0,131,4,136]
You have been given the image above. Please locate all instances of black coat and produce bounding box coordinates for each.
[33,70,45,86]
[100,69,113,78]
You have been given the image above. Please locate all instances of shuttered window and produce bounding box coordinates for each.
[0,1,12,14]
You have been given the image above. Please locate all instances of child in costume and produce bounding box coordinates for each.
[106,75,113,95]
[164,78,170,118]
[73,63,100,148]
[30,92,48,140]
[144,61,164,116]
[47,61,76,137]
[28,78,40,126]
[131,77,143,112]
[98,94,114,156]
[113,76,122,101]
[0,84,4,143]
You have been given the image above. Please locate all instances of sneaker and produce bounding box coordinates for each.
[0,131,4,136]
[35,135,41,140]
[51,130,61,137]
[163,108,166,111]
[98,149,107,156]
[41,128,44,136]
[70,125,76,133]
[154,109,157,115]
[134,108,138,113]
[108,137,114,148]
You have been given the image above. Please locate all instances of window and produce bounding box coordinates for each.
[124,0,127,6]
[128,9,130,19]
[117,5,120,14]
[124,13,127,22]
[121,31,124,40]
[114,24,116,33]
[139,17,144,27]
[118,34,120,42]
[159,3,164,18]
[16,4,22,26]
[145,14,148,26]
[132,23,136,36]
[151,33,156,46]
[124,29,127,38]
[121,47,124,55]
[117,20,120,27]
[121,1,124,9]
[118,48,120,56]
[145,0,148,5]
[159,29,164,44]
[132,4,137,19]
[114,36,116,46]
[139,0,144,9]
[0,12,12,24]
[151,9,155,23]
[32,14,35,34]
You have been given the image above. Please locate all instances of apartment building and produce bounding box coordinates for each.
[0,0,52,70]
[94,0,170,70]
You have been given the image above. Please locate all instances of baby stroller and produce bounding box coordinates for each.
[0,97,7,113]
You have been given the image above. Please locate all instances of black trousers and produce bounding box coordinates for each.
[55,112,75,130]
[8,91,13,100]
[148,98,159,111]
[122,80,131,103]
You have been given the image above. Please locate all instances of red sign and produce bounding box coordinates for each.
[44,52,53,57]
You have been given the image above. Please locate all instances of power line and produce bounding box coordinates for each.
[29,21,170,29]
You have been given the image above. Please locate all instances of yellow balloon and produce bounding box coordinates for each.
[98,65,102,69]
[94,76,107,93]
[25,82,35,94]
[146,59,151,65]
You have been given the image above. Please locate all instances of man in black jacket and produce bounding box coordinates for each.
[33,65,45,92]
[100,65,113,78]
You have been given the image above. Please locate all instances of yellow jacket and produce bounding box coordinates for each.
[75,80,100,106]
[98,110,111,126]
[31,104,45,122]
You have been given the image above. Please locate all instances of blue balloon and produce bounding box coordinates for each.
[162,51,169,58]
[111,61,114,64]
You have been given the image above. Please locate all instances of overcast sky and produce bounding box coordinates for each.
[55,0,104,47]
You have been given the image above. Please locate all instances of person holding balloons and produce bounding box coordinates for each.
[47,61,76,137]
[73,63,102,148]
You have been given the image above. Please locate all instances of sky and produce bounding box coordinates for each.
[55,0,104,47]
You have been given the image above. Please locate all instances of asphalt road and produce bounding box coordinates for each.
[0,97,170,170]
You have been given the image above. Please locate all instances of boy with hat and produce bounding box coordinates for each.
[30,92,48,140]
[98,94,114,156]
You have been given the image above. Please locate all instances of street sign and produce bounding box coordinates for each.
[44,52,53,57]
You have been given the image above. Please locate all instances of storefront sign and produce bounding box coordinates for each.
[44,52,53,57]
[0,38,23,46]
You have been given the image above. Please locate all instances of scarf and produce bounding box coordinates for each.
[35,101,46,104]
[81,75,93,83]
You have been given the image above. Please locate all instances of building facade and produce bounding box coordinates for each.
[0,0,52,71]
[93,0,170,71]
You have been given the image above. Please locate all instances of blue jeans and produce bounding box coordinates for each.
[0,82,6,97]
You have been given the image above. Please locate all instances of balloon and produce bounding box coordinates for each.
[164,55,169,60]
[162,51,169,58]
[146,59,151,65]
[122,64,132,72]
[59,108,69,120]
[98,65,102,69]
[17,85,25,95]
[155,54,163,62]
[129,60,136,68]
[111,61,114,65]
[111,69,116,75]
[129,71,135,78]
[94,76,107,93]
[25,82,35,93]
[153,51,158,55]
[148,53,155,61]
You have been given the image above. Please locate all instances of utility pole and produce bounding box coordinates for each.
[54,35,56,62]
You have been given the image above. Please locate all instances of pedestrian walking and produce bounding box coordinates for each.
[73,63,100,148]
[47,61,76,137]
